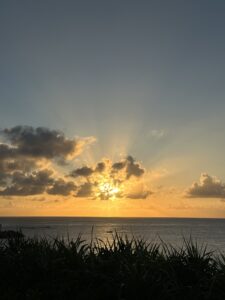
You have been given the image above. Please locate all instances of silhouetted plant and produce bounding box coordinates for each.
[0,232,225,299]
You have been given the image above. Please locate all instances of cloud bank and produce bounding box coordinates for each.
[0,126,94,197]
[0,126,150,200]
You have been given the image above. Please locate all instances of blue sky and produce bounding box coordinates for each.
[1,1,225,216]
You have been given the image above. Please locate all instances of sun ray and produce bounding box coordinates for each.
[96,176,122,200]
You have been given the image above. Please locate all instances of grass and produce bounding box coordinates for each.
[0,232,225,299]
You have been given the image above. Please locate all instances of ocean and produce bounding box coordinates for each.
[1,217,225,252]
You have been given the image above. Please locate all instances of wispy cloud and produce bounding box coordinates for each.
[148,129,166,139]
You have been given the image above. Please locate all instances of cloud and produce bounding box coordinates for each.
[0,126,97,197]
[186,173,225,198]
[0,169,77,197]
[126,156,145,179]
[68,156,146,199]
[0,169,54,196]
[70,156,147,199]
[112,161,126,171]
[69,156,145,182]
[111,156,145,179]
[0,173,7,186]
[148,129,166,139]
[0,144,17,159]
[47,179,76,196]
[0,127,147,200]
[0,159,36,173]
[70,161,106,178]
[76,182,94,198]
[70,166,94,178]
[1,126,94,160]
[95,162,105,173]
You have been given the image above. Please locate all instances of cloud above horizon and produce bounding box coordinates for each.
[186,173,225,199]
[0,126,94,197]
[69,156,149,199]
[1,126,95,160]
[0,126,150,200]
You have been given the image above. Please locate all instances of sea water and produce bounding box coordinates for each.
[1,217,225,252]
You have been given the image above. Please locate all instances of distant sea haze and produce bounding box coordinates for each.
[1,217,225,252]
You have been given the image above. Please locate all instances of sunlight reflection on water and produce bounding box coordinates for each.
[1,217,225,252]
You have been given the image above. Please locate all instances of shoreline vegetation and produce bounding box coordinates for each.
[0,229,24,239]
[1,232,225,299]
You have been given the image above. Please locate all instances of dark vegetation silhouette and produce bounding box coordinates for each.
[0,229,24,239]
[0,232,225,299]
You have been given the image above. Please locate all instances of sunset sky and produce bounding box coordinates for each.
[1,1,225,217]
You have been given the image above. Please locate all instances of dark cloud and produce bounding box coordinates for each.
[12,169,53,186]
[0,127,146,200]
[0,159,37,189]
[69,156,145,181]
[70,166,94,177]
[0,159,36,173]
[76,182,93,198]
[95,162,105,173]
[0,169,53,196]
[0,144,17,160]
[112,156,145,179]
[0,126,97,197]
[1,126,80,159]
[47,179,76,196]
[0,173,7,187]
[0,181,44,196]
[71,162,106,178]
[125,156,145,179]
[112,161,126,170]
[68,156,146,200]
[126,155,135,164]
[186,173,225,198]
[0,168,76,197]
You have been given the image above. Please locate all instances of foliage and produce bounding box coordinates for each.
[0,233,225,299]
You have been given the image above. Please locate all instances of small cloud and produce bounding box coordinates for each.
[186,173,225,199]
[126,156,145,179]
[95,162,106,173]
[112,161,126,171]
[70,166,94,177]
[111,156,145,179]
[148,129,166,139]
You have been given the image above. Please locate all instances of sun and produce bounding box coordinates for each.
[96,179,121,200]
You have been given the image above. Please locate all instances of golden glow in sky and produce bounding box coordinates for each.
[1,126,225,218]
[97,180,121,200]
[1,1,225,219]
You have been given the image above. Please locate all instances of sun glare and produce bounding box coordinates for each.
[97,180,121,200]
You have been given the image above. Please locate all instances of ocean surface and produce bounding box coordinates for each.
[1,217,225,252]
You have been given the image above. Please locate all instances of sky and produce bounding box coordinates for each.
[1,0,225,217]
